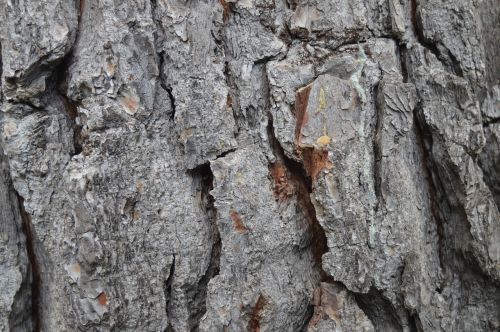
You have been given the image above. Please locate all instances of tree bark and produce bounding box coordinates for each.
[0,0,498,331]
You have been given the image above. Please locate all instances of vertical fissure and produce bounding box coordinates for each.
[156,51,176,121]
[164,254,176,332]
[398,44,409,83]
[165,87,176,121]
[187,163,221,331]
[373,82,384,212]
[15,195,41,332]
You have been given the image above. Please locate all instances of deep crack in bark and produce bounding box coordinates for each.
[187,163,221,331]
[15,195,41,332]
[164,254,176,332]
[156,51,176,121]
[373,82,384,212]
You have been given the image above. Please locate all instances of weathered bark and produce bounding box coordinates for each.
[0,0,498,331]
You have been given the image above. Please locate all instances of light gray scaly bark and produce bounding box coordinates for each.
[0,0,498,331]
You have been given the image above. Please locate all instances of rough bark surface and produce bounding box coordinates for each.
[0,0,498,331]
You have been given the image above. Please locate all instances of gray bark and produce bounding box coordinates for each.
[0,0,498,331]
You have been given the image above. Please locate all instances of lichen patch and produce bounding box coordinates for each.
[3,122,17,139]
[316,87,327,113]
[135,180,144,193]
[316,135,331,146]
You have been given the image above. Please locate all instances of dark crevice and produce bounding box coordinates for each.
[254,54,280,65]
[221,61,240,139]
[399,44,409,83]
[215,6,249,138]
[164,254,176,332]
[482,116,500,128]
[165,87,176,121]
[186,163,221,331]
[373,82,384,212]
[354,287,403,332]
[285,0,298,11]
[409,313,424,332]
[16,195,41,332]
[214,148,237,161]
[444,47,464,78]
[150,0,157,14]
[156,51,176,121]
[298,303,315,332]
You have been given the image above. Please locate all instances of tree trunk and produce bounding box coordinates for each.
[0,0,499,331]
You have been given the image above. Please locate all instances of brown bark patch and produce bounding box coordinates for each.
[294,85,312,144]
[247,294,267,332]
[120,95,138,114]
[269,162,295,199]
[132,211,140,221]
[78,0,85,28]
[300,147,332,180]
[218,0,231,23]
[135,180,144,193]
[97,292,108,306]
[308,284,343,327]
[230,210,248,233]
